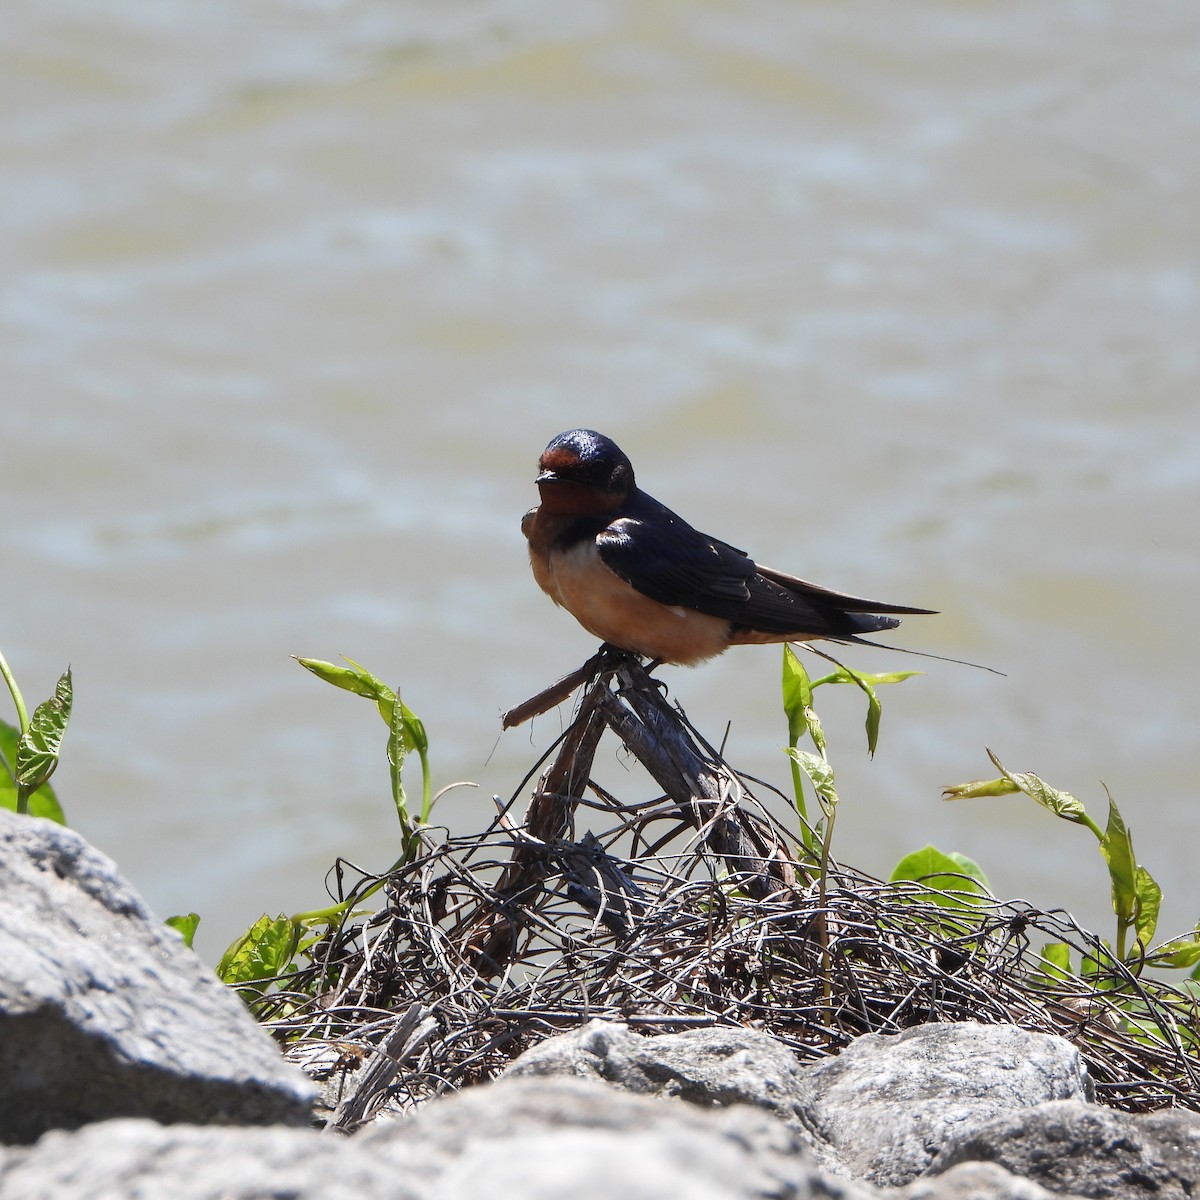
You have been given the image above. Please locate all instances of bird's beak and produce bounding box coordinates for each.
[535,469,560,485]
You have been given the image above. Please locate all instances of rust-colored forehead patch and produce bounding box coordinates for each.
[539,446,583,471]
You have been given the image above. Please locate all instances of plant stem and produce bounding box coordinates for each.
[788,753,815,852]
[292,845,421,926]
[0,648,30,735]
[418,746,432,824]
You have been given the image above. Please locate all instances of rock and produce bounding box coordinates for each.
[361,1075,878,1199]
[795,1022,1094,1187]
[500,1019,1101,1189]
[0,811,314,1143]
[931,1098,1200,1199]
[0,1078,877,1200]
[0,806,1186,1199]
[897,1160,1079,1199]
[0,998,1188,1200]
[503,1018,816,1135]
[495,1018,1110,1190]
[0,1118,419,1200]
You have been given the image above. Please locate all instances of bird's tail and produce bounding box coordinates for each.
[829,634,1005,675]
[755,564,998,672]
[758,565,938,617]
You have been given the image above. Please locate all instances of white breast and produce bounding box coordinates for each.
[542,540,732,665]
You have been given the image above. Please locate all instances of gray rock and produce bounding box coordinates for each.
[932,1098,1200,1199]
[897,1160,1078,1199]
[0,811,314,1143]
[495,1016,1110,1192]
[362,1075,879,1199]
[0,1080,880,1200]
[503,1018,816,1134]
[0,1009,1183,1200]
[0,1118,419,1200]
[796,1022,1094,1187]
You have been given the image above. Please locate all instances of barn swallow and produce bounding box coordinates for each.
[521,429,936,666]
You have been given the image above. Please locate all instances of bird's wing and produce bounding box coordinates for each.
[595,497,757,611]
[755,565,937,617]
[596,494,935,637]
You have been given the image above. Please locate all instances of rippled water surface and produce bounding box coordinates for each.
[3,1,1198,962]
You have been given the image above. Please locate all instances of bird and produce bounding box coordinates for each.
[521,429,937,667]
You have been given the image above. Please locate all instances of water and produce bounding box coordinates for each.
[3,0,1198,966]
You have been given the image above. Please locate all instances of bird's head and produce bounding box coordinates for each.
[534,429,635,516]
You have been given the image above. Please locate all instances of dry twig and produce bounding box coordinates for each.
[258,653,1200,1121]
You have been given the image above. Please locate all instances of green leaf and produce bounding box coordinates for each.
[890,844,990,907]
[858,670,922,686]
[296,656,395,706]
[781,646,813,745]
[0,720,66,823]
[1081,942,1118,982]
[805,706,828,758]
[785,748,838,812]
[943,776,1021,800]
[808,665,919,756]
[830,663,883,757]
[984,749,1093,826]
[1099,792,1138,931]
[1039,941,1074,981]
[400,704,428,757]
[944,850,991,891]
[1097,789,1161,955]
[811,667,921,688]
[1147,932,1200,971]
[781,648,815,840]
[862,682,882,756]
[16,668,72,794]
[165,913,201,948]
[300,655,431,836]
[387,694,409,823]
[890,844,956,882]
[1134,865,1162,951]
[386,693,431,825]
[216,914,300,991]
